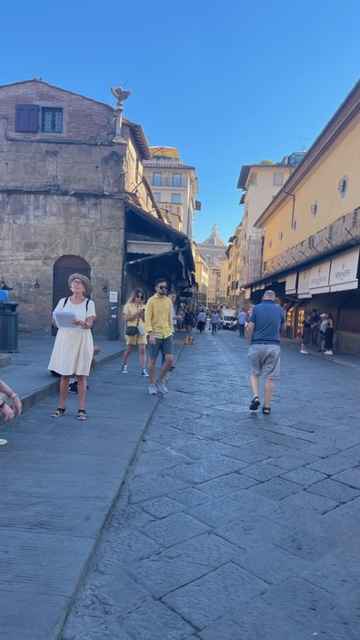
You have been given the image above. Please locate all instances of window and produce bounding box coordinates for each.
[171,193,182,204]
[172,174,183,187]
[293,220,297,230]
[279,231,283,241]
[338,176,348,198]
[15,104,40,133]
[152,173,161,186]
[310,201,319,216]
[153,192,161,202]
[41,107,63,133]
[273,172,284,187]
[268,239,272,248]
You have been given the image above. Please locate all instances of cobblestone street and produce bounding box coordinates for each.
[62,331,360,640]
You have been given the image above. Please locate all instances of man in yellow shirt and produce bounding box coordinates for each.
[145,279,174,395]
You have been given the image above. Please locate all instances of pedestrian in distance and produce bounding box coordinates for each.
[184,306,195,345]
[0,379,22,446]
[211,310,221,335]
[238,308,247,337]
[145,279,175,396]
[324,313,334,355]
[49,273,96,420]
[300,312,312,354]
[318,313,328,353]
[310,309,321,347]
[121,289,148,376]
[197,308,207,333]
[246,289,285,415]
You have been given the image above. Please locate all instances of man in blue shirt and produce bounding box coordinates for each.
[246,290,284,415]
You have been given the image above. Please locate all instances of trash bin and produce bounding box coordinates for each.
[0,301,18,352]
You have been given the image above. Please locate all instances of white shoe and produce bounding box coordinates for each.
[300,349,308,355]
[0,438,8,446]
[141,369,149,377]
[157,382,169,395]
[121,365,128,374]
[324,350,333,355]
[148,384,158,395]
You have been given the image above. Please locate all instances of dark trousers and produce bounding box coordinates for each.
[211,323,217,335]
[239,324,245,337]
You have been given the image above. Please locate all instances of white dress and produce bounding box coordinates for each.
[48,298,96,376]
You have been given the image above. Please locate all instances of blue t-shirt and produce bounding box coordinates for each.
[250,301,284,344]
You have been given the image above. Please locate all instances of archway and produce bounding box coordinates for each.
[52,255,91,332]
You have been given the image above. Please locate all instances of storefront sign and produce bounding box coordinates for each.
[309,260,331,294]
[297,269,312,299]
[285,273,297,295]
[329,247,359,292]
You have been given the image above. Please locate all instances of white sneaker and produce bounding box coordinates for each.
[300,349,308,355]
[141,368,149,377]
[157,382,169,395]
[122,365,128,374]
[148,384,158,395]
[324,350,333,355]
[0,438,8,446]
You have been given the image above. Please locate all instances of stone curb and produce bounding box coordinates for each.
[56,340,186,640]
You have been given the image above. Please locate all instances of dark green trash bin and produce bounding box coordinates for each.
[0,302,18,352]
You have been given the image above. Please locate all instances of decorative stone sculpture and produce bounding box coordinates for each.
[111,86,131,142]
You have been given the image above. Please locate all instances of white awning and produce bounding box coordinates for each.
[329,247,359,292]
[285,273,297,295]
[127,240,173,255]
[297,268,312,299]
[309,259,331,294]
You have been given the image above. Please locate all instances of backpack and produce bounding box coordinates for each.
[63,297,90,312]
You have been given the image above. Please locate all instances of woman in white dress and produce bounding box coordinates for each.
[49,273,96,420]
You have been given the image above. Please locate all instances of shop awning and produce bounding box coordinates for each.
[285,273,297,295]
[127,240,173,255]
[309,259,331,294]
[297,268,312,299]
[329,247,360,292]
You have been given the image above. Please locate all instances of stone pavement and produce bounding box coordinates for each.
[59,330,360,640]
[0,334,123,410]
[0,339,184,640]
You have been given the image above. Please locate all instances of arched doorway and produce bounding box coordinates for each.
[52,255,91,332]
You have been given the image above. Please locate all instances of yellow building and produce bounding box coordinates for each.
[249,80,360,353]
[193,244,209,306]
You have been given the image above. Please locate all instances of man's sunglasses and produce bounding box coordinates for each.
[158,286,168,291]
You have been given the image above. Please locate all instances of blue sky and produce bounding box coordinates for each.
[1,0,359,243]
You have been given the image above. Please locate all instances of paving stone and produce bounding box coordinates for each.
[251,476,300,501]
[0,588,69,640]
[141,496,183,518]
[281,466,327,486]
[333,467,360,489]
[198,472,257,497]
[233,543,310,585]
[172,455,244,484]
[242,461,283,482]
[134,449,193,475]
[269,452,321,471]
[309,445,360,475]
[261,577,357,639]
[121,599,195,640]
[142,512,210,547]
[187,490,275,528]
[162,562,268,629]
[216,514,290,550]
[274,524,338,561]
[272,489,338,515]
[97,527,162,568]
[307,478,360,503]
[128,471,190,503]
[131,533,237,597]
[169,487,210,508]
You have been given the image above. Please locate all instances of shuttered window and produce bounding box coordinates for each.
[41,107,63,133]
[15,105,40,133]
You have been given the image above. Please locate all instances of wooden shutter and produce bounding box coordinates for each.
[15,105,40,133]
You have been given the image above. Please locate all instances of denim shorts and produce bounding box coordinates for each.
[248,343,281,379]
[148,336,173,361]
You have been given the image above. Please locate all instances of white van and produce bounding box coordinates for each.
[222,308,238,330]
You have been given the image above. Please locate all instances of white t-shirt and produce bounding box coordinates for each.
[53,298,96,330]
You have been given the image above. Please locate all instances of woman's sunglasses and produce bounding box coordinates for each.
[135,293,144,299]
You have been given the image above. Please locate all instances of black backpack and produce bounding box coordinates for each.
[63,297,91,311]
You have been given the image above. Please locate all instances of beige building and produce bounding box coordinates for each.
[193,243,209,306]
[143,146,200,238]
[198,225,227,305]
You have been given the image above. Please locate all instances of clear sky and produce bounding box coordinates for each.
[1,0,359,244]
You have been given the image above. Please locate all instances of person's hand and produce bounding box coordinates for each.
[0,403,15,422]
[148,334,156,345]
[73,319,83,326]
[11,395,22,417]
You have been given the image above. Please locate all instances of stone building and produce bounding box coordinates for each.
[198,225,227,305]
[0,79,194,334]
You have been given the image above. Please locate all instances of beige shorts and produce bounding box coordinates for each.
[126,334,147,346]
